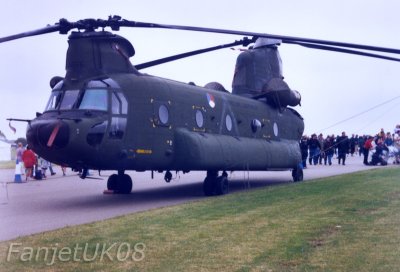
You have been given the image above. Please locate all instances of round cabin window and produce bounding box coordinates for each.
[159,105,169,124]
[195,110,204,128]
[273,122,279,137]
[225,114,232,131]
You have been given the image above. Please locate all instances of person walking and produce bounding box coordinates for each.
[323,136,334,165]
[308,134,321,165]
[22,146,36,181]
[317,133,325,164]
[48,163,56,176]
[39,157,50,179]
[299,135,309,168]
[358,135,366,158]
[349,134,356,156]
[15,142,25,176]
[336,132,350,165]
[363,136,374,165]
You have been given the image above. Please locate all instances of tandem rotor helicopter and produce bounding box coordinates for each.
[2,16,400,195]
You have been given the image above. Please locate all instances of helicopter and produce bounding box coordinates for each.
[2,16,400,196]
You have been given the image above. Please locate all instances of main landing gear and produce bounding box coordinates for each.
[107,170,132,194]
[203,170,229,196]
[292,165,303,182]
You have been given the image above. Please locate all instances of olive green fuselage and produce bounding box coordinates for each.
[26,31,304,173]
[28,72,304,172]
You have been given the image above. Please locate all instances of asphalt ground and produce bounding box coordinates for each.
[0,155,383,241]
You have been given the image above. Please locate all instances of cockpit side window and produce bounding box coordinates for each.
[79,89,108,111]
[111,91,128,114]
[117,92,128,114]
[111,92,121,114]
[59,90,80,110]
[108,91,128,140]
[45,90,62,111]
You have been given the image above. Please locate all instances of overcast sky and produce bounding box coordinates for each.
[1,0,400,140]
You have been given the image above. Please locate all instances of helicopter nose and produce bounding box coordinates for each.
[27,120,70,149]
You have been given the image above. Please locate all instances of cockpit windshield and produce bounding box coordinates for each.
[45,90,62,111]
[59,90,80,110]
[79,89,108,111]
[44,88,109,112]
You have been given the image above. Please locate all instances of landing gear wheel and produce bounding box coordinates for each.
[118,174,132,194]
[215,175,229,195]
[107,174,118,190]
[203,176,215,196]
[107,173,132,194]
[292,167,303,182]
[203,171,229,196]
[164,171,172,183]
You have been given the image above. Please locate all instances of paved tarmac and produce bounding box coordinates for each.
[0,155,383,241]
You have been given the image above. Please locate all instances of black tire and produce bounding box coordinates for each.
[215,176,229,195]
[107,174,118,190]
[203,177,215,196]
[118,174,133,194]
[292,167,303,182]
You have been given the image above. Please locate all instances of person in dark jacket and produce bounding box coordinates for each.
[323,136,335,165]
[358,135,366,157]
[299,135,309,168]
[317,133,325,164]
[308,134,321,165]
[349,134,357,156]
[336,131,350,165]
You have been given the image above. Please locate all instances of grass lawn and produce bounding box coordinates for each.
[1,167,399,271]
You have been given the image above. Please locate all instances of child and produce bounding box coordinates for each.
[39,157,50,179]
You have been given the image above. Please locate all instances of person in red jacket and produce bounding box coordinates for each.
[363,136,374,165]
[22,146,37,181]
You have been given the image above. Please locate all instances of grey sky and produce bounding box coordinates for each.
[1,0,399,140]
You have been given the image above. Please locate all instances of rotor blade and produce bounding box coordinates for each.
[119,19,400,55]
[0,25,61,43]
[6,118,31,123]
[287,41,400,62]
[135,38,254,70]
[3,16,400,57]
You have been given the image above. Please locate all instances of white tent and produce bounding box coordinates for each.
[0,140,12,161]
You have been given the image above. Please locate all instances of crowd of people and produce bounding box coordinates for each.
[299,126,400,169]
[15,143,66,181]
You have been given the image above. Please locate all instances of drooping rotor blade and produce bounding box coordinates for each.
[0,18,96,44]
[0,25,61,43]
[118,19,400,55]
[135,37,254,70]
[2,15,400,59]
[286,41,400,62]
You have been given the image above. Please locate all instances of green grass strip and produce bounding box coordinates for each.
[1,167,400,271]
